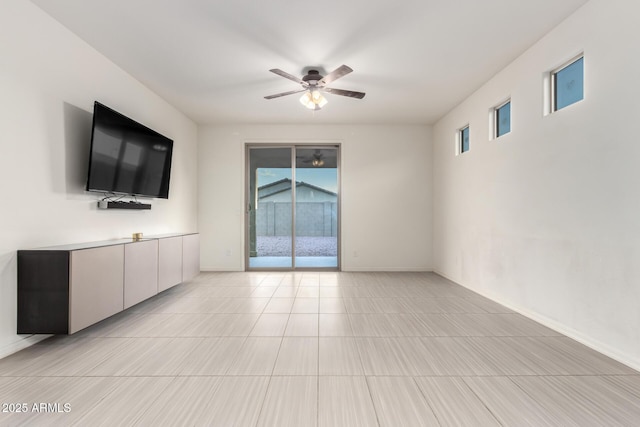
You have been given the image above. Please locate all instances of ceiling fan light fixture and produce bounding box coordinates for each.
[300,89,328,110]
[312,158,324,167]
[266,65,365,108]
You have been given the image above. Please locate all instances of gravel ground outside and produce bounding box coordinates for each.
[257,236,337,256]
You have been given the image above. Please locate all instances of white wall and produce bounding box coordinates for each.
[433,0,640,368]
[0,1,198,357]
[199,125,432,272]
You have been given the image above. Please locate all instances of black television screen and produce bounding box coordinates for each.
[86,102,173,199]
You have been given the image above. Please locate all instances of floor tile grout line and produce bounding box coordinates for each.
[459,376,506,427]
[316,334,320,427]
[411,376,446,427]
[4,373,640,379]
[363,375,382,426]
[348,315,368,377]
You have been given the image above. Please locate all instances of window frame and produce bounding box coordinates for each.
[458,125,470,155]
[551,54,584,113]
[493,99,511,139]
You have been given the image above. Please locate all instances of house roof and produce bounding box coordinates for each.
[258,178,336,200]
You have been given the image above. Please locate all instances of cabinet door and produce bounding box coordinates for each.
[17,250,70,334]
[69,245,124,334]
[158,236,183,292]
[124,240,159,309]
[182,234,200,282]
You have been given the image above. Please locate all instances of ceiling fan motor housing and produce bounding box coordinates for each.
[302,70,323,84]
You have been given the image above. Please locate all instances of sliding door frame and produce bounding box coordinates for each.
[244,143,341,271]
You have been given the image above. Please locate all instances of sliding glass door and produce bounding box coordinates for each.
[294,147,338,268]
[247,147,293,269]
[246,145,339,270]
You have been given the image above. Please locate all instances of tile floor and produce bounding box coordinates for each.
[1,272,639,426]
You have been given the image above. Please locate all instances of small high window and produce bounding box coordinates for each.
[552,56,584,111]
[459,126,470,154]
[495,100,511,138]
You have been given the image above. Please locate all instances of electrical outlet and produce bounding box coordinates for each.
[225,250,232,256]
[353,250,358,257]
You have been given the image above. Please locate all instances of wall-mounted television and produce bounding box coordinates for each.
[86,102,173,199]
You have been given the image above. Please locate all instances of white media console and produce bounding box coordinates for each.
[17,233,199,334]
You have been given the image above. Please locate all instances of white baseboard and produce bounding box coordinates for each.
[200,267,434,273]
[342,267,433,272]
[0,335,52,360]
[434,270,640,373]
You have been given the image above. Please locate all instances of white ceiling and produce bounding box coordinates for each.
[31,0,588,125]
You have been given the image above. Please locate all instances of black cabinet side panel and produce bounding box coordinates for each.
[17,251,69,334]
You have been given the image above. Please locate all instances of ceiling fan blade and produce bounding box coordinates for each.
[269,69,306,85]
[324,87,366,99]
[320,65,353,85]
[264,89,307,100]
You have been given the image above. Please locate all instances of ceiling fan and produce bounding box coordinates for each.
[298,149,326,167]
[264,65,366,110]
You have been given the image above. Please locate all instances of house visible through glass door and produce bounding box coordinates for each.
[246,145,339,270]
